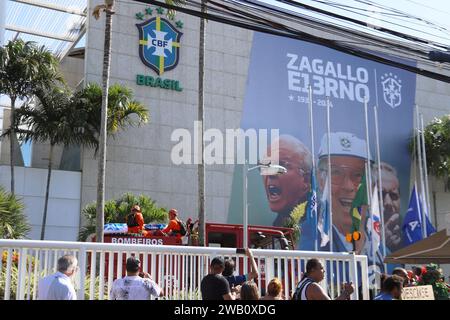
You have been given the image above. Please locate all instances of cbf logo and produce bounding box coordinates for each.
[381,73,402,109]
[136,17,182,75]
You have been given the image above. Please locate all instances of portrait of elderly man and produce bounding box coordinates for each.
[262,134,312,227]
[311,132,384,272]
[378,162,403,252]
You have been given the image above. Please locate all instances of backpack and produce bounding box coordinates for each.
[177,220,187,236]
[126,212,139,228]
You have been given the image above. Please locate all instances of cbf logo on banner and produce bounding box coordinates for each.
[381,72,402,108]
[136,16,182,75]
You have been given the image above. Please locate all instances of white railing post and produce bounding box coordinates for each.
[359,255,370,300]
[320,258,328,294]
[32,250,39,300]
[107,251,114,299]
[348,252,359,300]
[98,252,105,300]
[89,250,96,300]
[0,240,374,301]
[77,245,87,300]
[4,249,12,300]
[265,257,274,289]
[16,248,27,300]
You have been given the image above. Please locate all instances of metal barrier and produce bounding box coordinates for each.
[0,239,369,300]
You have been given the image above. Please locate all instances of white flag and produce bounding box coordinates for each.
[367,185,381,252]
[318,176,330,247]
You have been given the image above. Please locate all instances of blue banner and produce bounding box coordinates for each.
[227,32,417,273]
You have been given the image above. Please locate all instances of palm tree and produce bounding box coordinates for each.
[92,0,115,244]
[73,83,149,138]
[91,1,183,243]
[197,0,207,246]
[74,83,149,241]
[0,40,61,195]
[9,86,94,240]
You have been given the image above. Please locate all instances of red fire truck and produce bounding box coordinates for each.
[90,222,295,294]
[98,222,295,250]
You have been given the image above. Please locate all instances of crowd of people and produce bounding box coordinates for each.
[36,252,449,300]
[374,265,450,300]
[200,256,354,300]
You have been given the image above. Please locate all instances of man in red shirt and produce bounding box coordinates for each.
[126,205,148,236]
[161,209,182,239]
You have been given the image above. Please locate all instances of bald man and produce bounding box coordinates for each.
[379,162,402,252]
[263,135,312,227]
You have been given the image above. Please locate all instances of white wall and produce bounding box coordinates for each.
[0,165,81,241]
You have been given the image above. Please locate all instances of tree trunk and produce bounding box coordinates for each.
[96,3,114,243]
[9,96,16,195]
[197,0,206,246]
[40,143,54,240]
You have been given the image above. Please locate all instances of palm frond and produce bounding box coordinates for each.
[79,193,168,241]
[0,187,30,239]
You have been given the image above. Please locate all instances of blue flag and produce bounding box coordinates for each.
[298,170,318,250]
[402,184,436,246]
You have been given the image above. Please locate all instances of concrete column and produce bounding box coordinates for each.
[0,0,6,46]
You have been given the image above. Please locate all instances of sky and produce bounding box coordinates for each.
[262,0,450,47]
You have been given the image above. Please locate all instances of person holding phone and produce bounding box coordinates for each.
[222,248,259,288]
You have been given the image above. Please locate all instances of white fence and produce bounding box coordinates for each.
[0,239,370,300]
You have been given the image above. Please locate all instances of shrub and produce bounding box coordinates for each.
[0,187,30,239]
[411,115,450,190]
[79,193,168,241]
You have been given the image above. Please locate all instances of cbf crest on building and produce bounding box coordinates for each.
[137,16,182,75]
[135,7,183,91]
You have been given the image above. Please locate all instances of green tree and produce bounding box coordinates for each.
[92,0,115,244]
[8,86,97,240]
[0,186,30,239]
[418,115,450,190]
[73,83,149,138]
[197,0,206,246]
[73,83,149,240]
[79,193,168,241]
[0,39,62,195]
[91,1,183,244]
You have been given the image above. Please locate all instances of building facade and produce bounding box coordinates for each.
[1,0,449,245]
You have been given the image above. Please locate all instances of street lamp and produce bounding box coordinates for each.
[243,162,287,249]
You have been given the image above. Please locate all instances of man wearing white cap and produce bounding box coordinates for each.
[308,132,384,272]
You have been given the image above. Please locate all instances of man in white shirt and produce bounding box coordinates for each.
[110,256,163,300]
[37,255,78,300]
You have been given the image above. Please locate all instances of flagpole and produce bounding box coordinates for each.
[374,106,387,270]
[326,96,333,252]
[415,105,427,238]
[308,85,318,251]
[420,113,432,224]
[364,97,376,291]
